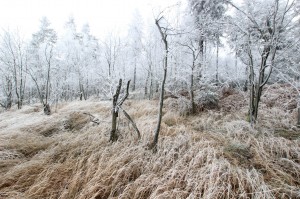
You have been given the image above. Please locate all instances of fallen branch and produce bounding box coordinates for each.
[119,107,141,139]
[83,112,100,125]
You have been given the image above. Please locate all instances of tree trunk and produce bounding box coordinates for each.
[235,50,238,77]
[149,76,153,100]
[216,41,219,85]
[151,63,167,151]
[145,72,149,97]
[297,108,300,127]
[297,95,300,128]
[110,79,138,142]
[6,78,12,109]
[44,104,51,115]
[149,18,169,151]
[249,45,273,124]
[190,67,195,114]
[110,79,122,142]
[145,63,151,98]
[133,62,136,91]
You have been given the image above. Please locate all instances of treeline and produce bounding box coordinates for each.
[0,0,299,122]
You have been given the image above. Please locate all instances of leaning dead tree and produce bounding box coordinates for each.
[110,79,141,142]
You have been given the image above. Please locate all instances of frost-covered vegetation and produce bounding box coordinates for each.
[0,0,300,198]
[0,85,299,198]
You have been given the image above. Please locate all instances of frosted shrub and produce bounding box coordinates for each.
[195,91,219,112]
[166,97,192,116]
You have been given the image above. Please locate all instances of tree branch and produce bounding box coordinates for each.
[119,107,141,139]
[118,80,131,107]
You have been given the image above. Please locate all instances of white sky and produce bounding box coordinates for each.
[0,0,180,39]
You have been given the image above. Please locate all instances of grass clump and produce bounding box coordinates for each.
[223,142,253,167]
[274,128,300,140]
[63,112,90,131]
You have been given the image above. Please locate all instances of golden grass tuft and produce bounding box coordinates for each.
[0,90,299,198]
[63,112,90,131]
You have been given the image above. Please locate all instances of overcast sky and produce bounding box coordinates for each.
[0,0,181,39]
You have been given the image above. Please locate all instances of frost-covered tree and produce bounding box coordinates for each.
[102,33,121,78]
[58,19,100,101]
[28,17,57,114]
[227,0,298,124]
[188,0,227,80]
[127,9,144,92]
[0,29,28,109]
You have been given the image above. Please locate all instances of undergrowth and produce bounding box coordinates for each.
[0,88,299,199]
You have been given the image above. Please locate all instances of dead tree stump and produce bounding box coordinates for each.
[110,79,140,142]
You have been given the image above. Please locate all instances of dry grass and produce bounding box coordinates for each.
[0,90,299,199]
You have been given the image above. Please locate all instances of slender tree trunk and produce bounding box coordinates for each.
[190,66,195,114]
[248,47,255,125]
[235,50,238,77]
[297,107,300,127]
[297,95,300,127]
[216,41,219,85]
[152,58,167,149]
[149,76,153,100]
[145,63,152,98]
[85,79,88,100]
[13,63,21,109]
[110,79,122,142]
[149,18,168,151]
[243,65,248,92]
[145,71,149,97]
[249,44,274,124]
[5,78,12,109]
[133,62,136,91]
[108,63,111,77]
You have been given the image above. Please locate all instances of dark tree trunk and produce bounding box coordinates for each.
[44,104,51,115]
[190,67,195,114]
[133,62,136,91]
[145,63,151,98]
[297,108,300,127]
[297,96,300,127]
[110,79,139,142]
[249,45,274,124]
[110,79,122,142]
[149,76,153,100]
[216,41,219,85]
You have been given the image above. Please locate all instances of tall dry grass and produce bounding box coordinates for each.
[0,90,299,199]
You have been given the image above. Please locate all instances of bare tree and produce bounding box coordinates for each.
[147,13,171,151]
[29,17,57,115]
[0,30,27,109]
[178,37,201,114]
[103,35,121,78]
